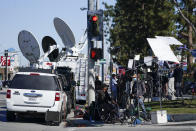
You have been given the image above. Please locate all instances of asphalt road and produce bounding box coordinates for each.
[1,88,196,131]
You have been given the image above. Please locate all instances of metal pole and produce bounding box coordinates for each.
[159,69,162,110]
[98,0,104,83]
[4,50,8,81]
[109,49,113,93]
[101,42,104,83]
[87,0,95,106]
[96,0,99,10]
[88,0,94,11]
[134,61,140,118]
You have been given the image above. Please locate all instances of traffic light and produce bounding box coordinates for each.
[90,48,103,61]
[87,10,103,41]
[91,15,99,36]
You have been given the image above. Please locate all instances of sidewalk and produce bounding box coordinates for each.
[65,111,196,127]
[155,120,196,127]
[65,108,196,127]
[66,111,105,127]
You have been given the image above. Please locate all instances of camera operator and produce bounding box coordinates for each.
[151,61,159,97]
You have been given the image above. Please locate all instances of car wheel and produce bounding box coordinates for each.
[6,111,16,121]
[67,95,71,114]
[55,107,63,126]
[72,89,76,109]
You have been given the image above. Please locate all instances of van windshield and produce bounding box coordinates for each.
[10,74,59,91]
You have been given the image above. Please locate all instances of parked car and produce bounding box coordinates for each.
[6,71,67,125]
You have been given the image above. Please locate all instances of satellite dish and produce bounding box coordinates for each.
[42,36,59,62]
[54,17,75,49]
[18,30,40,64]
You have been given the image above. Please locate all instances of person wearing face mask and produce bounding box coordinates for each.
[133,77,137,81]
[132,73,147,119]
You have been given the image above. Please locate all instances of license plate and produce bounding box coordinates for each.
[28,97,37,101]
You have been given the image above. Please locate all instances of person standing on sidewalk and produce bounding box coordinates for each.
[173,64,183,97]
[111,74,118,102]
[95,76,102,90]
[132,74,147,118]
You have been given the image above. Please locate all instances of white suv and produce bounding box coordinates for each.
[6,72,67,125]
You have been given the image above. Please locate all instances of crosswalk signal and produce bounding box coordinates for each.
[90,48,103,61]
[87,10,103,41]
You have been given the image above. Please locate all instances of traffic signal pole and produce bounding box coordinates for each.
[95,0,104,83]
[4,50,8,81]
[101,25,104,83]
[87,0,95,106]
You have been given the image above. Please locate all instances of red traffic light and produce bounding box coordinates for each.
[90,48,103,60]
[91,50,96,59]
[92,16,98,22]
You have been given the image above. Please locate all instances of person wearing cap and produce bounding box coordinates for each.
[173,64,183,97]
[111,74,118,101]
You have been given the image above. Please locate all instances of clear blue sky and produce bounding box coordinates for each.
[0,0,115,65]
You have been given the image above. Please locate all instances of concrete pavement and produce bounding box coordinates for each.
[1,87,196,128]
[65,109,196,128]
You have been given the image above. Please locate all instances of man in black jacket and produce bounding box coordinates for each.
[95,76,102,90]
[97,85,117,117]
[173,64,183,97]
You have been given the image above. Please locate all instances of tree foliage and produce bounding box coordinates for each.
[103,0,177,66]
[174,0,196,72]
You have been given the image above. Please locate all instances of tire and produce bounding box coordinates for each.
[53,109,62,126]
[6,111,16,122]
[58,109,63,126]
[72,88,76,109]
[62,103,67,120]
[67,95,71,114]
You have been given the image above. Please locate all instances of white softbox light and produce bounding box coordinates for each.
[155,36,183,46]
[147,38,179,63]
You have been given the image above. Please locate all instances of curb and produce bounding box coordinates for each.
[66,118,105,127]
[169,114,196,122]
